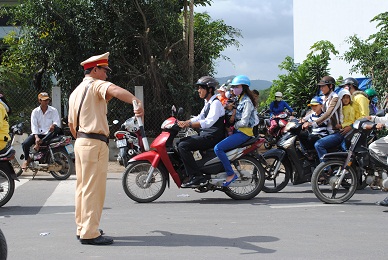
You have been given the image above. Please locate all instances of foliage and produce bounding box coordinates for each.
[343,12,388,105]
[0,0,241,132]
[267,40,338,113]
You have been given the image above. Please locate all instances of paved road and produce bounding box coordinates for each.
[1,167,388,260]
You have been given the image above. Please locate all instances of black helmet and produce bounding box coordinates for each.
[195,76,219,90]
[342,77,359,89]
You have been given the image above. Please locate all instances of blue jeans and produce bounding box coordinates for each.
[214,130,251,176]
[314,132,344,162]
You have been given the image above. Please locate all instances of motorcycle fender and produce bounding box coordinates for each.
[262,148,286,161]
[0,161,19,181]
[129,150,161,167]
[321,152,348,161]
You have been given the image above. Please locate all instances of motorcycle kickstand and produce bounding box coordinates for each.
[32,170,39,179]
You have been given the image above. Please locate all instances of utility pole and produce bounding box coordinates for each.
[188,0,194,84]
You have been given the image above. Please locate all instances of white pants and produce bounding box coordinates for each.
[369,135,388,157]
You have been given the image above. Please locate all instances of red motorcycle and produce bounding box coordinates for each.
[122,107,266,203]
[265,112,291,149]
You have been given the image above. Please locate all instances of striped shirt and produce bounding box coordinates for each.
[303,111,329,137]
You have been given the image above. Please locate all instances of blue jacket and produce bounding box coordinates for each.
[269,100,293,116]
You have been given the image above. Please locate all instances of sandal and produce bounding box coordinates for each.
[222,173,238,187]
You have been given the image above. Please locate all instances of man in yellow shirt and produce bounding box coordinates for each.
[68,52,143,245]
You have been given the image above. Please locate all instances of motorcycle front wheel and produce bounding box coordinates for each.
[311,160,358,204]
[0,228,7,260]
[261,154,290,193]
[223,156,265,200]
[50,147,75,180]
[122,161,167,203]
[0,169,15,207]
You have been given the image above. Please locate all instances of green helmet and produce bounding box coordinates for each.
[365,88,377,98]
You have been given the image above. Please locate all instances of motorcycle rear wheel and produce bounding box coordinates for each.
[122,161,167,203]
[0,169,15,207]
[50,147,75,180]
[311,160,358,204]
[223,156,265,200]
[261,154,290,193]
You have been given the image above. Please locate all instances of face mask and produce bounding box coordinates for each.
[233,87,243,96]
[276,97,282,101]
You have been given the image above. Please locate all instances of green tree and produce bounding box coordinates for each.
[0,0,241,132]
[343,12,388,102]
[268,40,338,113]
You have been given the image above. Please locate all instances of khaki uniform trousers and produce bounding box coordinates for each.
[75,138,108,239]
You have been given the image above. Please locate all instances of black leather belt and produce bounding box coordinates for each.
[77,132,109,144]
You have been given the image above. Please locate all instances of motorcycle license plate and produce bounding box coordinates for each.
[65,144,74,154]
[116,139,127,148]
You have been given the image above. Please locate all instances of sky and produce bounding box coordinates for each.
[196,0,294,82]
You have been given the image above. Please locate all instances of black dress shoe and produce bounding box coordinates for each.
[80,235,113,245]
[376,197,388,207]
[77,229,104,240]
[181,176,206,188]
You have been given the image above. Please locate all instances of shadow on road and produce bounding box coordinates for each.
[111,230,278,254]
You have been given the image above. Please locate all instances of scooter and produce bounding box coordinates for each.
[113,117,144,167]
[264,111,290,149]
[261,118,343,193]
[0,228,7,259]
[0,144,18,207]
[311,118,388,204]
[122,106,267,203]
[10,122,75,180]
[113,117,198,167]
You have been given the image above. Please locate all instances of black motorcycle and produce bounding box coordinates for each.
[10,122,75,180]
[0,144,19,207]
[0,228,7,260]
[311,118,387,204]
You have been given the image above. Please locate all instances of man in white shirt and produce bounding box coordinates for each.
[21,92,60,170]
[177,76,226,187]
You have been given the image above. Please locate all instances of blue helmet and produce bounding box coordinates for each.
[230,75,251,87]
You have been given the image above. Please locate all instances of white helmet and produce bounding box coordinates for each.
[275,92,283,97]
[123,117,139,133]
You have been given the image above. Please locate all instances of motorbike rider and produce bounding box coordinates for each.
[21,92,61,170]
[177,76,225,188]
[364,112,388,206]
[307,76,343,162]
[300,96,329,154]
[0,92,11,151]
[268,92,294,135]
[214,75,258,186]
[365,88,378,115]
[341,77,369,119]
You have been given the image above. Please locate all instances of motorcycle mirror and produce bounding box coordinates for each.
[177,107,185,120]
[376,109,386,117]
[171,105,177,116]
[300,109,306,118]
[112,120,119,125]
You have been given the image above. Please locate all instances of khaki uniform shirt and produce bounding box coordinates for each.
[68,76,112,136]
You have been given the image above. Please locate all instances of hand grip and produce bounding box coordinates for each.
[132,100,149,151]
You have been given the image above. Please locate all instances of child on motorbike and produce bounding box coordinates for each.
[214,75,258,186]
[300,96,329,157]
[336,89,356,151]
